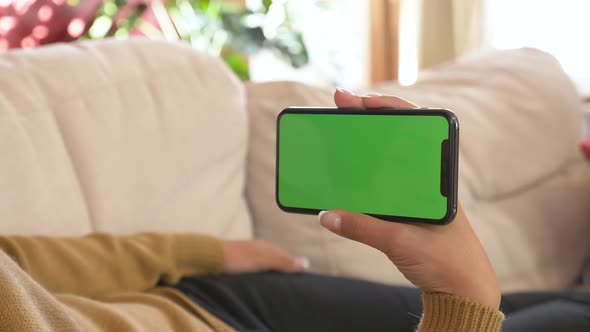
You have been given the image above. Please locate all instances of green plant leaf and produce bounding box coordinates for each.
[221,11,265,54]
[262,0,272,12]
[116,4,147,33]
[268,29,309,68]
[87,15,113,38]
[224,52,250,80]
[80,0,310,80]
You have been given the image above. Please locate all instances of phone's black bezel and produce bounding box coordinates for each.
[276,107,459,225]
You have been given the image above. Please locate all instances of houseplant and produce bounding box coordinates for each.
[84,0,310,80]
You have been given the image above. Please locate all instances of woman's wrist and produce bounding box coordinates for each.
[435,206,502,309]
[447,280,502,309]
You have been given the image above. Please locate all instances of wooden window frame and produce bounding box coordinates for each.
[370,0,400,84]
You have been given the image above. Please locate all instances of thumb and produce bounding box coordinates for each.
[319,210,406,253]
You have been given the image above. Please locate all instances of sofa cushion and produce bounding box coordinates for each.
[245,48,590,291]
[0,39,252,239]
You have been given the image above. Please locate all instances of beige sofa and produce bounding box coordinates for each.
[1,39,589,293]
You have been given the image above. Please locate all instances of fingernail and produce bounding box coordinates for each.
[362,93,382,97]
[296,257,310,270]
[318,210,341,232]
[336,87,356,96]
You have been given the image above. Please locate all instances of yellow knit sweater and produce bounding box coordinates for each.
[0,233,503,332]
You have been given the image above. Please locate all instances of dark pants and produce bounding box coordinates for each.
[173,272,590,332]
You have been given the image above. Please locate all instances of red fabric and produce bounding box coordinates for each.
[0,0,158,52]
[582,137,590,161]
[0,0,101,51]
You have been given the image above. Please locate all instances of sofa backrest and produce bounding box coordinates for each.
[0,39,252,239]
[245,49,590,291]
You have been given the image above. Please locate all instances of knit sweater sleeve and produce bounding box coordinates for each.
[417,292,504,332]
[0,250,81,331]
[0,233,224,297]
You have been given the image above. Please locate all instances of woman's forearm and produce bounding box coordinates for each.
[0,233,224,296]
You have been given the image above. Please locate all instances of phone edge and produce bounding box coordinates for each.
[275,107,460,225]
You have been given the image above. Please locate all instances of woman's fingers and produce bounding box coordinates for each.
[334,88,418,109]
[268,253,309,273]
[259,241,309,273]
[334,88,364,108]
[361,95,418,109]
[318,209,408,254]
[222,240,309,274]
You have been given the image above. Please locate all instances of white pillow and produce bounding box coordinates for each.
[245,49,590,291]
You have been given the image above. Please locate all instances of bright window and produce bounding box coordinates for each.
[487,0,590,92]
[246,0,370,88]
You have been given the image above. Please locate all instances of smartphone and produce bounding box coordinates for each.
[276,107,459,225]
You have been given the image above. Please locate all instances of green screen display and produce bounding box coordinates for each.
[277,110,453,221]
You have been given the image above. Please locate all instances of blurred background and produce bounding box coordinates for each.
[1,0,588,93]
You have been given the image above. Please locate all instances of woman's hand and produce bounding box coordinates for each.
[221,240,309,274]
[319,88,501,309]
